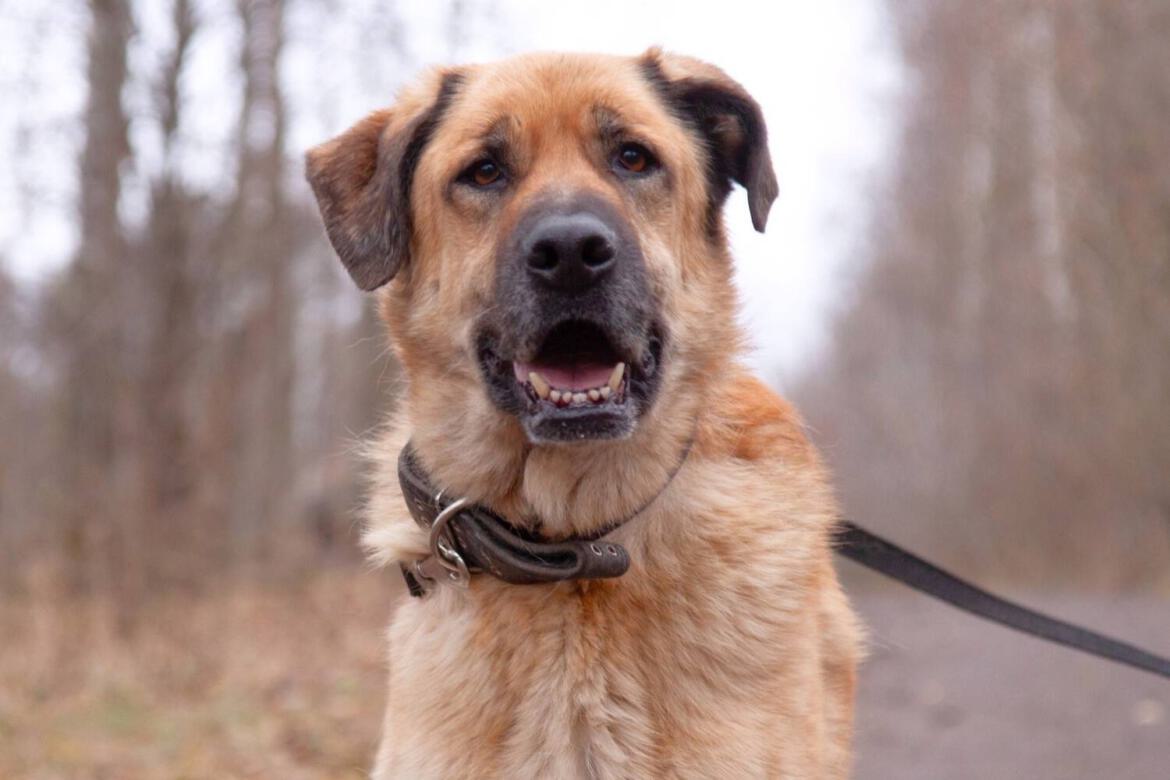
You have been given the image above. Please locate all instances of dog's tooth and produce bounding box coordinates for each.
[608,362,625,392]
[598,385,611,400]
[529,371,550,400]
[556,392,571,407]
[588,389,601,402]
[572,392,587,405]
[549,389,562,403]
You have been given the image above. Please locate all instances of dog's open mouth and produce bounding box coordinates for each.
[512,321,629,408]
[477,319,663,444]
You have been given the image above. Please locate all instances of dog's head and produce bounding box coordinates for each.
[306,50,775,447]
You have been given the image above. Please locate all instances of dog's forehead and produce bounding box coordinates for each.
[443,53,677,143]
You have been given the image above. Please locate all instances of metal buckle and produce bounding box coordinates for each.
[425,496,471,588]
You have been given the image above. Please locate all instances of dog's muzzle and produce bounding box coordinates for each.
[475,191,665,444]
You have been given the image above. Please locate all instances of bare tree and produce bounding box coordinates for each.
[0,0,472,609]
[47,0,135,616]
[801,0,1170,588]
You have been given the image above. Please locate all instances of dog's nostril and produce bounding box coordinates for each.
[529,240,559,272]
[581,235,615,268]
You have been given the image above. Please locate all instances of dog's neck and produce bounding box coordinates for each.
[403,374,701,540]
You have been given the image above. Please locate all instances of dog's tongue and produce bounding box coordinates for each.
[513,360,614,391]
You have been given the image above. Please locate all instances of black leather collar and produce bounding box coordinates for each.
[396,438,691,597]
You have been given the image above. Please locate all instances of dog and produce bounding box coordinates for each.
[306,48,862,779]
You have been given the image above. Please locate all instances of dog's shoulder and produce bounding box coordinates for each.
[697,368,820,471]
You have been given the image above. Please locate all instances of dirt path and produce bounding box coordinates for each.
[849,572,1170,779]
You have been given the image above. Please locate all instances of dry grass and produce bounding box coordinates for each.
[5,562,1165,779]
[0,567,404,780]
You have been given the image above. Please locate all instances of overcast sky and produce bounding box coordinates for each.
[0,0,899,383]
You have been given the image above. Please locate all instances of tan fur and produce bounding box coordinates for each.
[312,50,862,779]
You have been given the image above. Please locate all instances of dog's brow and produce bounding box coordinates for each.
[454,117,516,170]
[592,105,627,142]
[478,117,514,152]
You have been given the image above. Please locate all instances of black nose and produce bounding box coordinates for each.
[524,212,617,292]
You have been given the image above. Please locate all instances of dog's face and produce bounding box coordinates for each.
[306,50,775,446]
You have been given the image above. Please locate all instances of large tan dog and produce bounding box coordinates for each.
[306,48,861,779]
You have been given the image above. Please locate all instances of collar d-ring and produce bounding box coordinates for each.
[428,497,471,587]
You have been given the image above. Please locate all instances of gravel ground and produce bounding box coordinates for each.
[847,565,1170,780]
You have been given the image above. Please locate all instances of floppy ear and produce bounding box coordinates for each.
[304,72,462,290]
[641,49,778,233]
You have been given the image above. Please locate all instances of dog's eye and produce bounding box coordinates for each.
[616,143,655,174]
[460,159,503,187]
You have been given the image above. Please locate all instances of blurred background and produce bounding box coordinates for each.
[0,1,1167,777]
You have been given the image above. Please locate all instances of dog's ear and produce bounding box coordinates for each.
[640,48,778,233]
[305,71,462,290]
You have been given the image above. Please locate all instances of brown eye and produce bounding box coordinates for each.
[617,143,653,173]
[471,160,500,186]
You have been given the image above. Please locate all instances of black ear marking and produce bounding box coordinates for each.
[640,54,778,234]
[304,72,464,291]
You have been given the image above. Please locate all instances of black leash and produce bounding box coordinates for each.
[836,521,1170,681]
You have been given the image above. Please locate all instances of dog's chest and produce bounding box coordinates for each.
[383,568,800,779]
